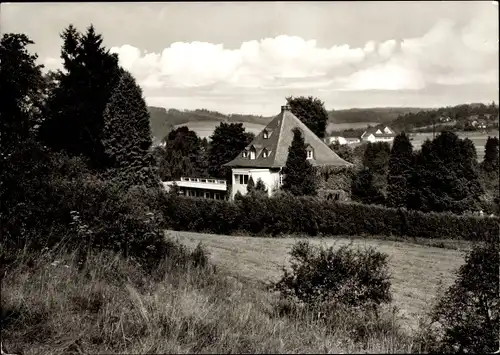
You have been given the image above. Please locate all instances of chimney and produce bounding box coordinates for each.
[281,105,290,113]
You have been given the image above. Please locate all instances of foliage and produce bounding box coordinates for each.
[0,33,46,160]
[481,136,499,173]
[408,131,483,214]
[351,168,386,205]
[286,96,329,139]
[246,176,256,194]
[282,128,319,196]
[207,122,254,179]
[38,24,122,170]
[391,102,499,132]
[386,132,414,208]
[329,142,354,163]
[160,194,499,242]
[255,178,268,196]
[102,71,159,188]
[319,166,354,197]
[422,240,499,353]
[271,241,392,311]
[362,142,391,174]
[157,126,208,181]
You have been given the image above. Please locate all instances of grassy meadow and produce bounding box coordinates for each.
[170,231,471,333]
[2,246,420,354]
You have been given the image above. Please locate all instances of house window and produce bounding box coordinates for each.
[307,150,313,159]
[249,149,256,160]
[242,151,247,158]
[262,149,268,158]
[279,173,284,185]
[263,130,269,139]
[235,174,249,184]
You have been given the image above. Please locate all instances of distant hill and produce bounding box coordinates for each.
[390,103,499,131]
[148,103,498,143]
[147,106,271,143]
[327,107,426,124]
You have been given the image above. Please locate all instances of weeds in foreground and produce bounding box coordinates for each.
[2,246,417,354]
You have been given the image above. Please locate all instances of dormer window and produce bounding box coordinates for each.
[249,147,256,160]
[263,130,269,139]
[262,148,269,158]
[242,150,248,158]
[305,144,314,160]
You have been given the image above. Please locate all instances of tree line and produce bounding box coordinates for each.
[344,132,499,215]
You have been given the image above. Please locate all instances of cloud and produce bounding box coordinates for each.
[41,5,498,114]
[109,35,369,89]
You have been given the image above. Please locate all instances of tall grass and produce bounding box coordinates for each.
[1,245,420,354]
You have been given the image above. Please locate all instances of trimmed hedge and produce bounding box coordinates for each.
[160,194,499,241]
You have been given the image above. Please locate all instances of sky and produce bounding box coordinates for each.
[2,1,499,115]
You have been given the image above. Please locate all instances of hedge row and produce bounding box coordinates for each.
[160,194,499,241]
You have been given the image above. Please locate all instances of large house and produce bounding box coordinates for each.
[360,126,396,143]
[224,105,352,199]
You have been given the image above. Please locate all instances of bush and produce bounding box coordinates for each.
[270,241,392,312]
[420,240,499,353]
[159,194,499,242]
[0,145,208,275]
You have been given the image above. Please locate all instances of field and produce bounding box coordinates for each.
[411,131,499,161]
[174,121,266,139]
[170,230,470,332]
[326,121,378,133]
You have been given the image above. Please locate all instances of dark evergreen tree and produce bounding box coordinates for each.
[102,71,158,188]
[386,132,414,208]
[282,128,318,196]
[38,24,122,169]
[362,142,391,175]
[1,33,46,158]
[246,176,256,194]
[286,96,329,139]
[351,168,386,205]
[207,122,254,179]
[352,142,391,204]
[255,178,269,196]
[481,136,499,173]
[159,126,207,181]
[408,131,483,213]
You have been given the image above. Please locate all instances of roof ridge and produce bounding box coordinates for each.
[275,111,286,167]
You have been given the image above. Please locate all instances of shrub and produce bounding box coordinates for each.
[0,145,209,275]
[420,240,499,353]
[270,241,392,312]
[159,194,499,242]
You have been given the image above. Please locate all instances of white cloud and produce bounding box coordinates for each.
[378,39,397,58]
[41,5,498,114]
[109,35,369,89]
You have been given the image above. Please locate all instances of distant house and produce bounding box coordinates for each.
[162,177,228,200]
[439,116,452,123]
[343,131,362,144]
[360,126,396,143]
[476,119,488,129]
[224,105,352,200]
[324,136,347,145]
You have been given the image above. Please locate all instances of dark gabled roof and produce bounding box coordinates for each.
[342,131,362,139]
[224,106,352,168]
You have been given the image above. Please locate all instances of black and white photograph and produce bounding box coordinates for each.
[1,1,499,354]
